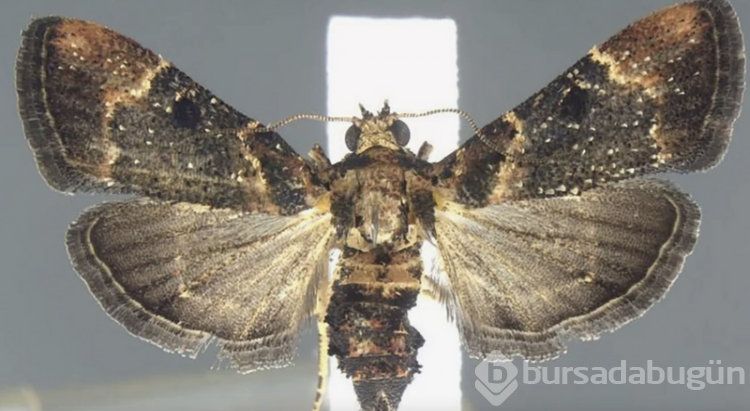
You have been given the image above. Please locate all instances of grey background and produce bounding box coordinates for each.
[1,1,749,410]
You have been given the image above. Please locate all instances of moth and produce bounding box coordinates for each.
[15,1,745,410]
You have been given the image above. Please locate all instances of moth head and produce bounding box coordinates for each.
[345,101,410,153]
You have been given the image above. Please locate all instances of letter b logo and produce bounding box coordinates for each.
[475,351,519,406]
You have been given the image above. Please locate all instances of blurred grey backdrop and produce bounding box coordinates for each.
[1,1,748,410]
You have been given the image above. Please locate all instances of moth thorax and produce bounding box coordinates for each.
[353,175,407,247]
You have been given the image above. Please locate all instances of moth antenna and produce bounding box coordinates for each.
[211,113,356,137]
[256,113,356,132]
[397,108,503,153]
[396,107,478,133]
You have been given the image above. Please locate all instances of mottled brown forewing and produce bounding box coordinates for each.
[16,17,324,214]
[432,0,744,361]
[436,0,744,207]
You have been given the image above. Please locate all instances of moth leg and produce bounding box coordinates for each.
[312,271,331,411]
[312,318,329,411]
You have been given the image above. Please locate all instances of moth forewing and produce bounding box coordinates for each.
[435,0,744,207]
[16,17,325,214]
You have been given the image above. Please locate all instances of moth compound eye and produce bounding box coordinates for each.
[345,125,361,152]
[391,120,410,147]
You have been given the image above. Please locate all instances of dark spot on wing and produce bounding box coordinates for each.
[560,85,590,124]
[173,98,201,129]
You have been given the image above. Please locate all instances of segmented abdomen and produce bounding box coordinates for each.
[325,243,424,411]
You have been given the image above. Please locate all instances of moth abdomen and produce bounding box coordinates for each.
[326,244,424,411]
